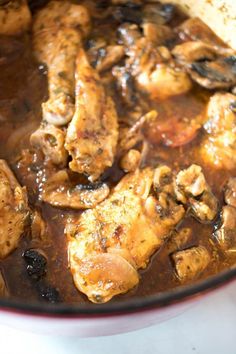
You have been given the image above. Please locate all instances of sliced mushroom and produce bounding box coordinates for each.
[41,170,110,209]
[112,66,137,107]
[214,205,236,251]
[172,246,210,282]
[94,45,125,72]
[117,23,141,46]
[167,228,192,253]
[142,23,175,46]
[153,165,185,228]
[190,55,236,89]
[214,178,236,252]
[175,164,218,222]
[172,41,236,89]
[30,124,68,167]
[172,41,217,64]
[30,210,48,245]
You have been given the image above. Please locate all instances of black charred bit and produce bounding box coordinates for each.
[36,282,61,303]
[23,249,47,280]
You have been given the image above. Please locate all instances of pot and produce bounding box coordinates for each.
[0,0,235,337]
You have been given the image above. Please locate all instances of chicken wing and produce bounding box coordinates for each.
[0,159,29,259]
[33,0,91,126]
[65,166,185,303]
[200,93,236,169]
[65,49,119,182]
[35,28,82,127]
[0,0,31,35]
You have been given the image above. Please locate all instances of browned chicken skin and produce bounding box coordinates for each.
[0,160,29,259]
[31,1,91,166]
[33,1,90,126]
[65,49,119,182]
[0,0,31,35]
[200,93,236,170]
[65,166,185,303]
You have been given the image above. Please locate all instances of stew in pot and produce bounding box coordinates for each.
[0,0,236,304]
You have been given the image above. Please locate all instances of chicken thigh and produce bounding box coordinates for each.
[65,166,185,303]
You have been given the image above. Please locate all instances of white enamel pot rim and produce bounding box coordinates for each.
[0,267,235,318]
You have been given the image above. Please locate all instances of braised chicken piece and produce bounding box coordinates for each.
[174,164,218,222]
[34,28,81,127]
[65,49,118,182]
[33,0,90,126]
[171,246,211,282]
[0,159,29,259]
[42,170,110,209]
[31,1,91,167]
[33,0,91,37]
[65,166,185,303]
[30,124,68,166]
[201,93,236,170]
[0,0,31,35]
